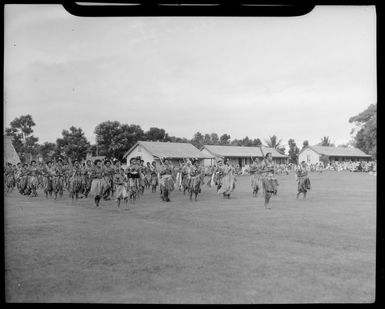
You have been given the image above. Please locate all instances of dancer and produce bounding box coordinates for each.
[52,158,65,200]
[249,157,261,197]
[296,161,311,199]
[114,167,128,209]
[63,159,72,193]
[173,161,182,191]
[158,158,174,202]
[18,163,29,195]
[138,159,146,195]
[181,160,190,194]
[126,157,141,202]
[260,152,278,209]
[83,160,93,198]
[103,160,114,200]
[89,159,108,207]
[42,160,55,198]
[150,161,158,193]
[187,159,203,201]
[143,162,152,190]
[4,162,16,193]
[27,160,40,197]
[216,159,236,199]
[69,159,83,201]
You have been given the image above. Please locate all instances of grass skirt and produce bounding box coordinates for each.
[115,184,128,199]
[218,174,235,195]
[83,176,92,192]
[250,174,261,191]
[188,175,201,193]
[43,176,53,192]
[181,174,189,189]
[52,176,64,193]
[297,177,311,193]
[144,174,152,186]
[89,178,108,198]
[6,175,15,188]
[262,177,278,194]
[19,176,29,191]
[128,178,141,190]
[28,176,38,190]
[70,175,83,193]
[151,174,158,186]
[159,175,174,192]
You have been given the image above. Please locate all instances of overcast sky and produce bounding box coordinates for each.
[4,5,376,148]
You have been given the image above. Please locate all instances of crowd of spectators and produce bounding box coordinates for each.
[319,160,376,174]
[204,160,377,177]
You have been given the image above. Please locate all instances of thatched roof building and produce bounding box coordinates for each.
[4,136,21,165]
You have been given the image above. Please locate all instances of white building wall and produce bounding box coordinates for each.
[298,148,320,164]
[126,145,154,165]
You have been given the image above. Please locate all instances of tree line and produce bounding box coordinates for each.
[4,104,376,164]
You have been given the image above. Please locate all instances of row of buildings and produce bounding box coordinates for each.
[123,141,372,167]
[4,136,372,167]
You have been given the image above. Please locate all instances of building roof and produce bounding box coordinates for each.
[4,136,21,165]
[124,141,214,159]
[202,145,288,158]
[302,145,371,157]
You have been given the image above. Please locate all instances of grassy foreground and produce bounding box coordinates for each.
[4,171,376,303]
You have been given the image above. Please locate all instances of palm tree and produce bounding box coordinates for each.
[319,136,334,147]
[264,135,282,148]
[264,135,285,154]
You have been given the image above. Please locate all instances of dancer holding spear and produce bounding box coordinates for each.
[259,148,279,209]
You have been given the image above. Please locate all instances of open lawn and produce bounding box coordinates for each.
[4,171,376,303]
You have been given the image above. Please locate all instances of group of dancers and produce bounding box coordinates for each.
[4,156,208,208]
[4,152,311,209]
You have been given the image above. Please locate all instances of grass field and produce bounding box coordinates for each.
[4,171,376,303]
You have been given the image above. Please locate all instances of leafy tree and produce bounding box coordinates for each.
[302,140,309,149]
[94,121,121,156]
[5,114,39,162]
[230,136,258,147]
[241,136,253,146]
[319,136,335,147]
[288,139,299,164]
[229,137,261,147]
[38,142,57,161]
[230,139,242,146]
[88,144,98,156]
[144,127,168,142]
[264,135,285,154]
[349,104,376,158]
[168,136,177,143]
[5,114,35,143]
[349,104,376,124]
[113,124,145,159]
[94,121,145,159]
[251,138,262,147]
[169,136,190,143]
[210,133,219,144]
[56,126,90,161]
[203,133,212,145]
[219,134,231,145]
[191,132,205,149]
